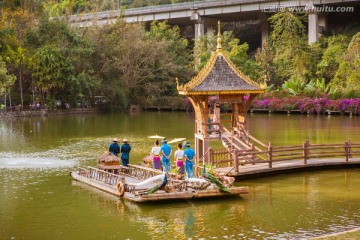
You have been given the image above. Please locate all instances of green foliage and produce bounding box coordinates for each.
[227,38,261,82]
[2,1,360,110]
[81,19,192,110]
[268,11,310,86]
[255,40,274,84]
[281,77,337,98]
[332,33,360,97]
[316,35,350,83]
[32,45,70,93]
[282,77,307,95]
[0,57,16,94]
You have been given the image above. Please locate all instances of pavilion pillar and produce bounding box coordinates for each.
[188,95,210,163]
[231,103,239,128]
[235,94,257,129]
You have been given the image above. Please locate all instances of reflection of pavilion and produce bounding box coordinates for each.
[177,22,266,164]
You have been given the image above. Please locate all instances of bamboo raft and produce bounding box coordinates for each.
[70,164,249,202]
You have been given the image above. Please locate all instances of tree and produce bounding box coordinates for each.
[6,46,28,107]
[25,16,100,107]
[268,11,310,86]
[87,20,192,110]
[316,35,350,84]
[0,57,16,110]
[255,40,274,84]
[332,33,360,96]
[31,44,72,104]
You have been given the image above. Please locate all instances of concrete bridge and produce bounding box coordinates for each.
[69,0,359,45]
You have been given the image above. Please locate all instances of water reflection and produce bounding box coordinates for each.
[1,113,360,239]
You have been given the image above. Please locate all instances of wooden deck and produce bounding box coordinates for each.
[215,157,360,179]
[196,135,360,179]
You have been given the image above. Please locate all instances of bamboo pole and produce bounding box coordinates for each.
[345,141,349,162]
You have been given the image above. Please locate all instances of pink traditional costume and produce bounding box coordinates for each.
[151,145,162,170]
[174,149,185,178]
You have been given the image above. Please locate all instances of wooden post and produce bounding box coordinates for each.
[251,143,255,165]
[231,128,234,151]
[348,139,352,158]
[303,140,309,164]
[268,142,272,168]
[234,149,239,172]
[345,141,349,162]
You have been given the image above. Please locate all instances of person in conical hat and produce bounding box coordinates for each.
[120,138,131,167]
[109,138,120,156]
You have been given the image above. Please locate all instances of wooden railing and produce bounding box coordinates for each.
[209,141,360,172]
[76,164,163,186]
[125,164,163,179]
[221,126,250,151]
[77,167,122,186]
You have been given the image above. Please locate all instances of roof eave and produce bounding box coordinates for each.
[179,90,266,96]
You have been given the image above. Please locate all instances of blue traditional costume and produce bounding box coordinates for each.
[160,138,172,172]
[184,142,195,178]
[109,138,120,156]
[120,139,131,167]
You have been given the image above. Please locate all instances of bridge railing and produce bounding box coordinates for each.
[209,141,360,172]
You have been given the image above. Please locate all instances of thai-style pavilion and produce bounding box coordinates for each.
[177,22,266,163]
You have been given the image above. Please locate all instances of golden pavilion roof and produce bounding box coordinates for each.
[177,22,266,96]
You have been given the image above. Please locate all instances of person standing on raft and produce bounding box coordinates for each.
[174,142,185,179]
[109,138,120,156]
[120,139,131,167]
[150,140,162,170]
[160,138,172,172]
[184,142,195,178]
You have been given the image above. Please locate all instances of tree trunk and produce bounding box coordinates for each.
[9,90,12,109]
[4,91,7,111]
[19,67,23,107]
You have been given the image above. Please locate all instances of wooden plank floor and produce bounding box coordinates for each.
[215,158,360,178]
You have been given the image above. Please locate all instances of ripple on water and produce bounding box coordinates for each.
[0,152,75,169]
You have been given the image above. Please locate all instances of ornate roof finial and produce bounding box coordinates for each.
[216,21,222,52]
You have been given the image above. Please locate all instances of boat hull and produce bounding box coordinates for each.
[70,167,249,203]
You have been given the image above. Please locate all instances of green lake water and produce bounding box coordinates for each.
[1,112,360,239]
